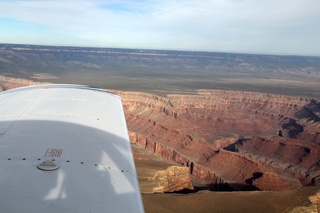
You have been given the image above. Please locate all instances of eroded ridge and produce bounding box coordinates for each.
[114,90,320,191]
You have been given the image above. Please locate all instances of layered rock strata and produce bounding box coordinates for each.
[114,90,320,191]
[151,166,194,193]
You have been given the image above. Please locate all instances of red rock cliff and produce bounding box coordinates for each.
[115,90,320,190]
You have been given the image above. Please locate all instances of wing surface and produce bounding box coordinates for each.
[0,84,144,213]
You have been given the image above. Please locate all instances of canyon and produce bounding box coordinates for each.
[113,90,320,191]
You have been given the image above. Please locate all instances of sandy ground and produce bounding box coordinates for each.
[142,187,319,213]
[131,143,320,213]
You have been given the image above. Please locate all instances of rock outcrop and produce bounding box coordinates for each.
[309,191,320,212]
[290,191,320,213]
[151,166,194,193]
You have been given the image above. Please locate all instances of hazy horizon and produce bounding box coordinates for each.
[2,42,320,58]
[1,0,320,56]
[1,43,320,98]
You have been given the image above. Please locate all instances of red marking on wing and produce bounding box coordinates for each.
[45,148,63,157]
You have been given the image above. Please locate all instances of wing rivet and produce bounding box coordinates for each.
[37,160,59,171]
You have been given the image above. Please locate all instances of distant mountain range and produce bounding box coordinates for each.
[1,43,320,97]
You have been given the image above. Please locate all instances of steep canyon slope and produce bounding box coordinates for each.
[113,90,320,191]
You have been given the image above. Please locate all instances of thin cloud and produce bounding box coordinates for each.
[0,0,319,55]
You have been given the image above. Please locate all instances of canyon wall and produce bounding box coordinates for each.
[114,90,320,190]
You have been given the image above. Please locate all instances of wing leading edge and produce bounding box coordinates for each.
[0,84,144,213]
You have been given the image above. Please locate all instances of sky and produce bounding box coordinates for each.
[0,0,320,56]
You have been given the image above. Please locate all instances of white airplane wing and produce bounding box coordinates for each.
[0,84,144,213]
